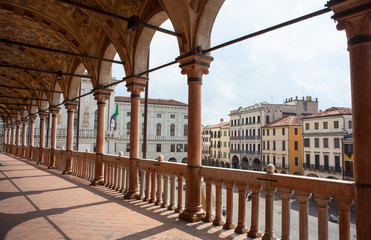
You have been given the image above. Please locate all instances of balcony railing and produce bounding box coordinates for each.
[5,143,355,240]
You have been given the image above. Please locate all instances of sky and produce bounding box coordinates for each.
[112,0,351,126]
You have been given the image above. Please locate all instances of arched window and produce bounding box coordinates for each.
[170,124,175,136]
[156,123,161,136]
[126,122,130,135]
[94,110,98,130]
[184,124,188,136]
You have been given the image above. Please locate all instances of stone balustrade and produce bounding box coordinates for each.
[3,144,355,240]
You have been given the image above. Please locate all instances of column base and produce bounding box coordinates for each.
[136,195,144,200]
[161,203,169,208]
[48,166,55,169]
[202,214,214,223]
[155,200,163,206]
[175,207,184,213]
[223,221,236,230]
[235,225,249,234]
[179,208,206,222]
[262,234,277,240]
[124,190,140,199]
[167,205,176,210]
[62,170,72,175]
[212,217,225,226]
[248,229,263,239]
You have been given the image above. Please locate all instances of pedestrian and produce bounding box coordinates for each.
[222,206,226,217]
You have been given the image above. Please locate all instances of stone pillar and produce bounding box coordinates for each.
[123,76,147,198]
[21,118,28,157]
[28,115,36,160]
[168,174,176,210]
[235,183,248,234]
[213,181,224,226]
[223,182,236,230]
[38,112,48,164]
[296,191,312,240]
[328,1,371,239]
[15,121,21,156]
[177,50,213,222]
[202,178,214,222]
[336,198,352,240]
[49,107,60,169]
[248,185,262,238]
[315,194,330,240]
[11,123,15,145]
[63,101,78,174]
[262,187,276,240]
[91,88,112,185]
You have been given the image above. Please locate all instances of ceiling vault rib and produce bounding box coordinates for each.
[0,102,37,106]
[0,85,63,93]
[0,64,93,79]
[0,38,124,64]
[55,0,182,37]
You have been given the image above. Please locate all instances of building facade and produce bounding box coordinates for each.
[302,107,352,179]
[343,134,354,180]
[262,116,303,175]
[229,96,318,170]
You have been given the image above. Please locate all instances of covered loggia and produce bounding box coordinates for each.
[1,0,370,239]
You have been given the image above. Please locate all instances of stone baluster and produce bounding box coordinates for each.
[175,175,184,213]
[202,178,214,222]
[149,170,156,203]
[168,174,176,210]
[155,171,163,206]
[137,168,145,200]
[235,183,248,234]
[248,185,262,238]
[143,169,151,201]
[161,173,169,208]
[279,188,293,240]
[296,191,312,240]
[223,182,236,230]
[314,194,331,240]
[213,180,224,226]
[262,186,276,240]
[336,197,352,240]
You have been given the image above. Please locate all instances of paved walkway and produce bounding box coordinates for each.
[0,153,252,240]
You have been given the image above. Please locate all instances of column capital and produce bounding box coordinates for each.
[49,106,61,115]
[16,121,22,127]
[278,188,293,200]
[295,191,312,203]
[327,0,371,49]
[64,100,78,111]
[314,194,331,207]
[39,111,49,119]
[176,50,213,80]
[93,87,113,103]
[125,75,148,96]
[21,118,29,125]
[28,114,37,122]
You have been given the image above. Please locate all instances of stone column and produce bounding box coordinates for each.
[235,183,248,234]
[336,198,352,240]
[49,107,60,169]
[262,186,276,240]
[28,115,36,160]
[15,121,22,156]
[328,1,371,239]
[63,101,78,174]
[248,185,262,238]
[168,174,176,210]
[123,76,148,198]
[223,182,236,230]
[11,123,15,145]
[90,88,112,185]
[296,191,312,240]
[21,118,28,157]
[279,189,293,240]
[38,112,48,164]
[202,178,214,222]
[177,50,213,222]
[213,181,224,226]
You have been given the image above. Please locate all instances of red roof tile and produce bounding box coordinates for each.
[304,107,351,118]
[264,116,302,127]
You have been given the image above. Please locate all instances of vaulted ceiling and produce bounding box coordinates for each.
[0,0,224,124]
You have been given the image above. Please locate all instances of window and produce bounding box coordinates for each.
[267,155,270,164]
[73,109,78,130]
[304,138,310,147]
[315,155,320,169]
[263,129,265,136]
[257,116,260,123]
[295,157,299,166]
[334,138,340,148]
[267,129,270,136]
[335,156,341,172]
[177,144,183,152]
[294,128,298,135]
[344,143,353,154]
[315,138,319,148]
[323,122,328,129]
[224,131,227,136]
[223,142,227,147]
[127,112,131,116]
[253,116,256,123]
[324,155,329,170]
[273,156,276,166]
[126,122,130,135]
[170,114,175,119]
[273,141,276,150]
[294,141,298,150]
[263,155,265,165]
[184,115,188,119]
[348,121,352,129]
[170,124,175,136]
[266,115,270,123]
[156,123,161,136]
[171,144,175,152]
[282,141,286,150]
[314,122,319,130]
[267,141,270,150]
[273,129,276,136]
[156,114,162,118]
[305,123,310,130]
[156,144,161,152]
[241,118,244,125]
[184,144,188,152]
[334,120,339,129]
[263,141,265,150]
[184,124,188,136]
[282,128,285,135]
[282,156,286,168]
[306,154,310,168]
[304,102,308,111]
[94,110,98,130]
[142,123,144,135]
[323,138,329,148]
[126,143,130,152]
